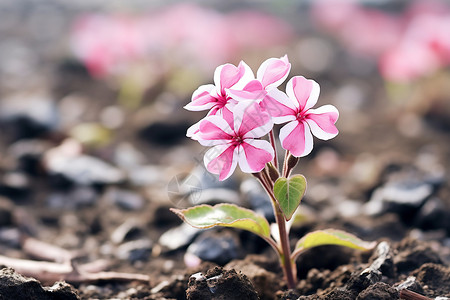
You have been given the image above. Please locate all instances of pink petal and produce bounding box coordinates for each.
[227,79,266,102]
[233,101,273,138]
[286,76,320,111]
[243,79,264,92]
[260,88,296,124]
[204,144,238,181]
[214,61,252,94]
[238,139,274,173]
[197,116,234,146]
[257,55,291,90]
[279,120,313,157]
[305,105,339,140]
[221,104,235,130]
[184,84,216,111]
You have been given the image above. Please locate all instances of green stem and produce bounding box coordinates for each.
[253,171,297,289]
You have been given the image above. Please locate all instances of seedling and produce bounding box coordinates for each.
[171,55,375,289]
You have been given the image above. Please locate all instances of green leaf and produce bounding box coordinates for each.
[294,229,376,253]
[273,175,307,220]
[170,203,270,238]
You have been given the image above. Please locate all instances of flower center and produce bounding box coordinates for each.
[232,135,243,146]
[296,111,306,121]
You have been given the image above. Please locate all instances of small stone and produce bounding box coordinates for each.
[128,165,165,187]
[44,139,124,186]
[113,142,146,170]
[116,239,153,262]
[8,139,51,175]
[138,120,191,146]
[0,94,58,141]
[105,188,144,211]
[110,220,143,244]
[186,230,241,265]
[159,223,200,250]
[0,227,21,248]
[364,180,434,216]
[47,185,97,209]
[415,197,450,231]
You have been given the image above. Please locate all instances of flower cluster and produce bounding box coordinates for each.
[185,55,339,180]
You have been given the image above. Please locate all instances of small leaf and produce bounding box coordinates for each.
[170,203,270,238]
[273,175,306,220]
[294,229,376,253]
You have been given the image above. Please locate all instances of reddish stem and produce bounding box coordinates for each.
[399,290,432,300]
[253,171,297,289]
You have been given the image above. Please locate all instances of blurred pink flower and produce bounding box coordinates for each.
[70,3,293,78]
[196,101,274,181]
[312,0,450,82]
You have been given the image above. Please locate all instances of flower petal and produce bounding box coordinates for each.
[204,144,238,181]
[197,115,234,146]
[279,120,313,157]
[186,120,200,139]
[238,139,274,173]
[184,84,217,111]
[305,105,339,140]
[257,55,291,90]
[233,101,273,138]
[214,61,253,94]
[286,76,320,111]
[261,88,297,124]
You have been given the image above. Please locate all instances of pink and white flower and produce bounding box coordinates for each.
[271,76,339,157]
[227,55,291,107]
[196,101,274,181]
[184,61,253,115]
[185,61,253,138]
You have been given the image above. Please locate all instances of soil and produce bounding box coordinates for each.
[1,2,450,300]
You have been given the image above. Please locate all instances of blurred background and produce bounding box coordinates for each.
[0,0,449,281]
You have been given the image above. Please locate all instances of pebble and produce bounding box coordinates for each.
[46,185,97,208]
[110,220,143,244]
[128,165,165,187]
[364,179,434,216]
[116,239,153,262]
[0,172,31,201]
[8,139,51,175]
[0,93,58,141]
[186,230,241,265]
[105,188,144,211]
[138,120,191,146]
[45,140,124,185]
[0,227,21,248]
[158,223,200,250]
[415,197,450,231]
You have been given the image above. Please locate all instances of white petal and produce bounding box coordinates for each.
[204,144,238,181]
[305,105,339,140]
[237,139,274,173]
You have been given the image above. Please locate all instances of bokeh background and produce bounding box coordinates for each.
[0,1,449,296]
